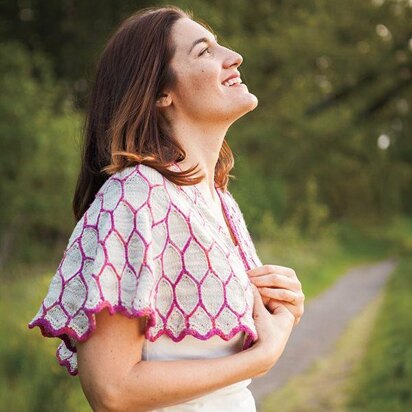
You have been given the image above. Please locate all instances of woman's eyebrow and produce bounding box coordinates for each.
[188,34,218,55]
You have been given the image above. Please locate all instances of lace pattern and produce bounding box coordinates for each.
[28,163,262,375]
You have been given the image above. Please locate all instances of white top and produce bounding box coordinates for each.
[142,331,256,411]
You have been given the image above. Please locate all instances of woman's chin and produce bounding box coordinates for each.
[246,93,259,111]
[234,94,259,116]
[221,83,258,108]
[208,93,259,123]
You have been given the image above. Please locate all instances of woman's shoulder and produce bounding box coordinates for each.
[95,163,171,212]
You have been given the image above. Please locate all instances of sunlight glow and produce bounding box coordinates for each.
[376,24,392,41]
[377,134,390,150]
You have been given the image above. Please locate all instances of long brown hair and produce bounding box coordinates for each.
[73,5,235,222]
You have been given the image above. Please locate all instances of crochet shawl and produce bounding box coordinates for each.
[28,162,263,375]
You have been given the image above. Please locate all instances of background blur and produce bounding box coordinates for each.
[1,0,411,411]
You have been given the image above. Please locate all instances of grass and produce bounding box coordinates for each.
[345,255,412,411]
[0,265,91,412]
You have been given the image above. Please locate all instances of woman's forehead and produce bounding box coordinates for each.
[172,18,217,53]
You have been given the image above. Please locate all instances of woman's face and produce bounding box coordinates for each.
[163,17,258,125]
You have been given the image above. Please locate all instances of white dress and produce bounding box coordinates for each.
[142,331,257,412]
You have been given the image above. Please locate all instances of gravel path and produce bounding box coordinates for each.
[249,257,399,410]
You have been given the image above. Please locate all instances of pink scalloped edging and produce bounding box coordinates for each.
[28,300,156,351]
[28,299,258,376]
[57,353,78,376]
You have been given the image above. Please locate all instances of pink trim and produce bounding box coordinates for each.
[29,300,257,376]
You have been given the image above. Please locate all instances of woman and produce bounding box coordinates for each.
[28,5,304,411]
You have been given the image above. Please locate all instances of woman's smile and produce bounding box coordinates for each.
[223,82,248,89]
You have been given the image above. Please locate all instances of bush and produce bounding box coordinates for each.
[0,41,82,270]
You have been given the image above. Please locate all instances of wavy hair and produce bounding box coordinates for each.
[73,5,235,221]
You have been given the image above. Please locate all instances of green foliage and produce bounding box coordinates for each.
[0,0,411,246]
[217,0,412,229]
[229,154,287,240]
[0,267,90,411]
[0,41,81,268]
[346,255,412,411]
[287,175,330,237]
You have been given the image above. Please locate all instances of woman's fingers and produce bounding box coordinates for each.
[248,264,305,328]
[247,264,299,281]
[251,284,268,317]
[247,267,303,302]
[267,299,303,326]
[258,287,300,304]
[249,273,300,291]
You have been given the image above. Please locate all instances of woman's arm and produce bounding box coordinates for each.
[76,307,288,412]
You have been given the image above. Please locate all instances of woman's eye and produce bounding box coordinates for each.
[199,47,211,56]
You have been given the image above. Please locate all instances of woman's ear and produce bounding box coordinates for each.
[156,93,172,108]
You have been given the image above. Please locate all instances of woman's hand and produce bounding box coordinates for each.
[250,283,295,376]
[247,264,305,326]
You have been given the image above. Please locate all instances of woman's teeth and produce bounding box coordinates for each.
[223,77,242,87]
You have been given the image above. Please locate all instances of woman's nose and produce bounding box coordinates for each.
[223,49,243,68]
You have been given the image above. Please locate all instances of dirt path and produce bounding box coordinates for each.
[249,258,398,410]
